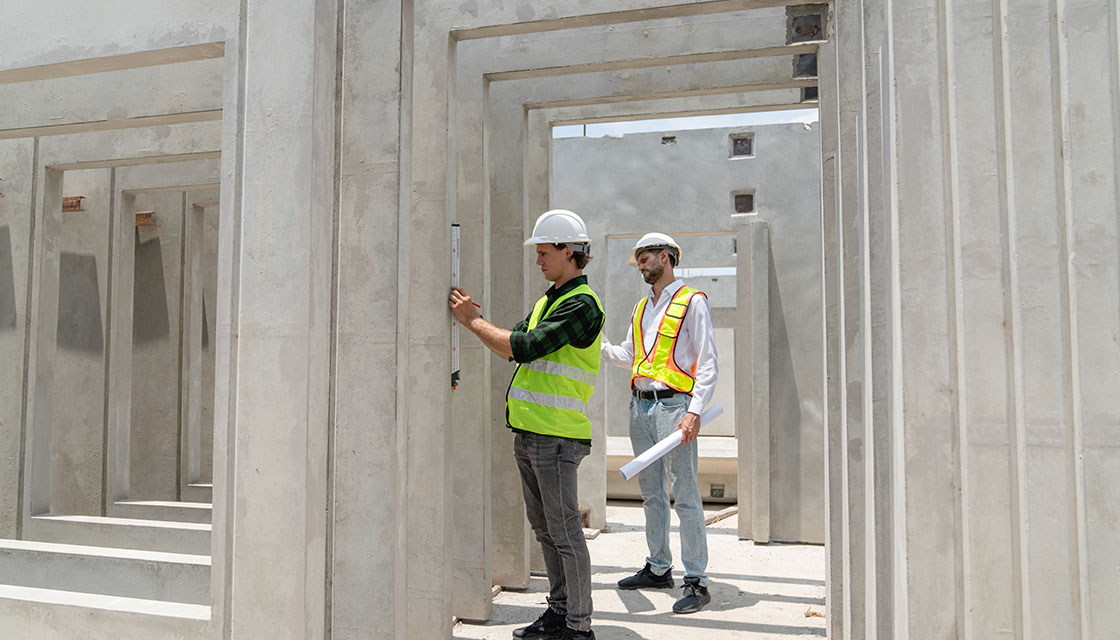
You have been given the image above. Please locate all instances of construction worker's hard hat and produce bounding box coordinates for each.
[524,209,591,254]
[629,232,682,266]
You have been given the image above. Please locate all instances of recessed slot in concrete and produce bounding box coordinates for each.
[795,53,818,78]
[733,191,755,214]
[661,135,676,145]
[731,134,754,158]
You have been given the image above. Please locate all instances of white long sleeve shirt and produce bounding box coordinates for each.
[601,279,719,416]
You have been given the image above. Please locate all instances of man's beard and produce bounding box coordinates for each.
[642,262,663,284]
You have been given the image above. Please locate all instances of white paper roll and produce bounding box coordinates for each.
[618,404,724,480]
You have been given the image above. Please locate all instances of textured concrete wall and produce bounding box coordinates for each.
[129,192,185,501]
[828,0,1120,637]
[553,123,825,543]
[52,168,111,516]
[0,139,36,538]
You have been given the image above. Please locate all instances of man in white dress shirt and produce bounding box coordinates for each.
[601,232,718,614]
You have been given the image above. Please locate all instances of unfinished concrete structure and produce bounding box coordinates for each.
[553,123,826,544]
[1,1,1118,640]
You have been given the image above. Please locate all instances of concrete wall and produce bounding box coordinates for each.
[552,123,822,438]
[826,0,1120,637]
[553,123,826,542]
[130,192,185,501]
[2,0,1118,639]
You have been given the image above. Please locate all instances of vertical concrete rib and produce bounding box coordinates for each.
[16,138,39,538]
[881,2,909,634]
[1048,2,1090,637]
[937,1,971,637]
[396,0,415,635]
[817,34,845,640]
[992,0,1033,635]
[100,167,117,516]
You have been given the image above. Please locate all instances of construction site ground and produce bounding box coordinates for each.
[454,500,827,640]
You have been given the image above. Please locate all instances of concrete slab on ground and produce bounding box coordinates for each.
[454,501,826,639]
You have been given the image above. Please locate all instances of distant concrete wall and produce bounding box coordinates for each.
[129,192,185,501]
[52,169,112,516]
[552,122,822,438]
[552,124,826,542]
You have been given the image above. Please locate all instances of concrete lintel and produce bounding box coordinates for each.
[52,152,221,173]
[545,90,807,126]
[0,43,225,85]
[486,42,821,81]
[0,111,223,142]
[527,80,817,110]
[116,159,222,194]
[452,0,821,41]
[37,120,222,170]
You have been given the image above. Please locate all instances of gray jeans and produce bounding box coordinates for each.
[514,431,593,632]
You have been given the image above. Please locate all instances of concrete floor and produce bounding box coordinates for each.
[454,501,826,640]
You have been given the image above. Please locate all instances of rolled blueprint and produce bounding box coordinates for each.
[619,404,724,480]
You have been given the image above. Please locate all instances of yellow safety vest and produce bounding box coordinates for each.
[507,283,603,440]
[631,285,705,394]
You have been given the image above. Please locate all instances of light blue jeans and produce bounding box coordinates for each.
[630,393,709,586]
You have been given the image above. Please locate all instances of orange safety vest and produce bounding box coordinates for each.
[630,285,705,394]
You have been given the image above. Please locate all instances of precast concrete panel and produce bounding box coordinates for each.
[128,191,185,502]
[0,139,36,538]
[51,168,111,517]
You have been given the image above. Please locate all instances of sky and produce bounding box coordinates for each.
[552,107,819,138]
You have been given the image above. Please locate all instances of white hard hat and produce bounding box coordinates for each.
[628,232,682,266]
[524,209,591,253]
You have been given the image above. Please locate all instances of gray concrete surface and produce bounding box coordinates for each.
[454,501,826,640]
[2,0,1118,638]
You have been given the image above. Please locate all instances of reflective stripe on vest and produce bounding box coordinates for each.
[630,285,705,394]
[507,283,603,440]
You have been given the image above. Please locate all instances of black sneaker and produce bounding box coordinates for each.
[558,627,595,639]
[672,576,711,614]
[512,607,566,639]
[617,563,674,590]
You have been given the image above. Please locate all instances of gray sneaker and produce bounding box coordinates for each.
[672,577,711,614]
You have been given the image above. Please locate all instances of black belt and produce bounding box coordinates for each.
[632,388,684,400]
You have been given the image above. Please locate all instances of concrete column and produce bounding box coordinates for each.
[23,165,65,519]
[180,202,205,490]
[832,1,871,636]
[328,1,410,638]
[817,35,846,640]
[451,39,493,621]
[219,0,337,637]
[484,77,533,590]
[735,220,770,543]
[406,4,455,637]
[0,138,36,537]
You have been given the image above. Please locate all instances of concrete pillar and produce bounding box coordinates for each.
[735,220,770,543]
[0,138,36,537]
[217,0,337,637]
[452,40,493,621]
[328,1,410,637]
[180,200,205,491]
[484,77,533,589]
[406,4,454,637]
[817,35,846,640]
